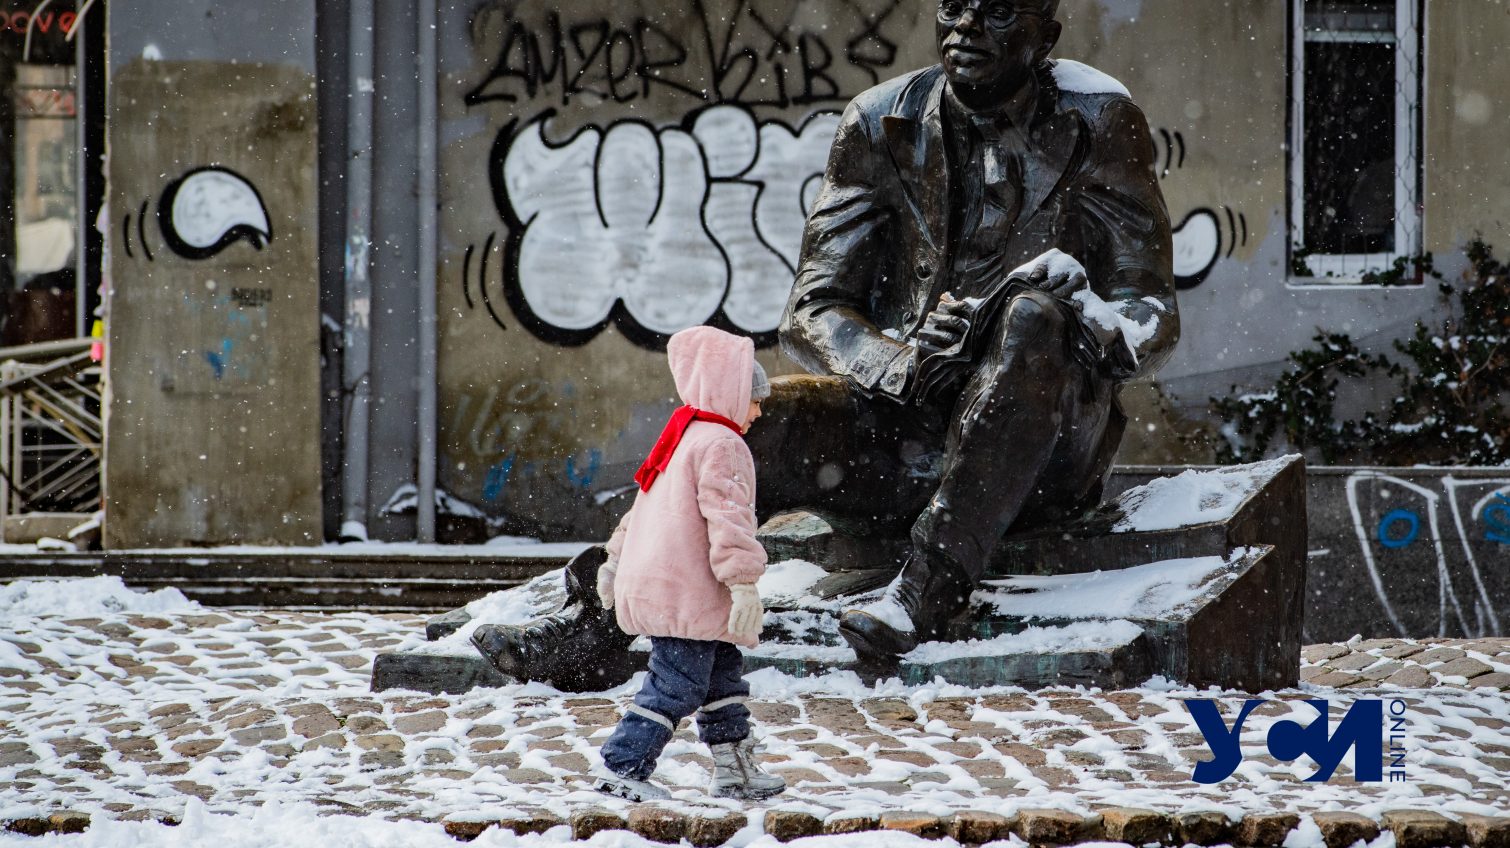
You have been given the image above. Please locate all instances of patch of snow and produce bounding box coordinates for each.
[976,554,1239,621]
[745,642,857,663]
[66,511,103,540]
[1010,247,1085,283]
[0,576,199,618]
[379,484,488,519]
[484,535,544,547]
[1283,810,1326,848]
[461,571,564,625]
[1051,59,1132,98]
[1112,457,1296,532]
[756,559,830,607]
[594,483,637,506]
[903,620,1143,663]
[849,571,919,634]
[1071,287,1143,363]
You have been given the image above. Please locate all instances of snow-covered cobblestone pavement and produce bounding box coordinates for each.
[2,578,1508,846]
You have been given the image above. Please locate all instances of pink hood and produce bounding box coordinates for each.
[605,326,768,647]
[667,326,753,421]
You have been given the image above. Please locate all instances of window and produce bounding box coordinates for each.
[1289,0,1423,282]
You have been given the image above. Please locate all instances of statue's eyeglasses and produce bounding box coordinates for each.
[938,0,1041,29]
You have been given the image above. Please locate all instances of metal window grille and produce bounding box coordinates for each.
[1289,0,1424,282]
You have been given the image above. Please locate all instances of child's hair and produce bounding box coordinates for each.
[751,361,771,401]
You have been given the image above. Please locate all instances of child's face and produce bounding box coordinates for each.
[741,399,763,433]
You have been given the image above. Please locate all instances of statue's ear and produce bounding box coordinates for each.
[1037,20,1062,63]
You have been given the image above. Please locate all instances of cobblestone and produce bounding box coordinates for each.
[1,608,1507,842]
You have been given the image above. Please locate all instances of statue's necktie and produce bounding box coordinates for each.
[970,113,1023,220]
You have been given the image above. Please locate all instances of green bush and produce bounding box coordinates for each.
[1212,239,1510,466]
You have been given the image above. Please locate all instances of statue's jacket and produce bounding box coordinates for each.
[781,61,1180,396]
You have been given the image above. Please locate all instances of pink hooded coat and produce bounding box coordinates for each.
[605,326,768,647]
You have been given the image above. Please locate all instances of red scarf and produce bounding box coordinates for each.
[634,406,744,492]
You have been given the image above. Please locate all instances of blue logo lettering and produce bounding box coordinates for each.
[1187,699,1385,784]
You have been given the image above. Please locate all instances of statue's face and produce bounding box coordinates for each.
[936,0,1058,99]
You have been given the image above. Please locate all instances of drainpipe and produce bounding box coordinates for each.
[72,3,87,339]
[340,0,375,543]
[415,0,438,543]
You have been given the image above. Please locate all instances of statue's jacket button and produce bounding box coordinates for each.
[916,261,933,279]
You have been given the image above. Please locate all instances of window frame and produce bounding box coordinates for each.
[1287,0,1424,285]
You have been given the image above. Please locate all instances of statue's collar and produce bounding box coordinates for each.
[938,71,1041,138]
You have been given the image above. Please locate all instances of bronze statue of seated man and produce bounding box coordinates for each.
[474,0,1178,676]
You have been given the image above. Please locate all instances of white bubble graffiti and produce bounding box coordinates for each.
[499,107,840,340]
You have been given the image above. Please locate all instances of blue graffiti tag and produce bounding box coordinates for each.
[565,449,602,490]
[482,455,515,503]
[203,338,233,380]
[1377,508,1419,549]
[1484,493,1510,544]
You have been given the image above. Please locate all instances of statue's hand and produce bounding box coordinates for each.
[1024,257,1123,353]
[916,292,973,355]
[1026,258,1090,300]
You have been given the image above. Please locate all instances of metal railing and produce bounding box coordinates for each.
[0,338,101,528]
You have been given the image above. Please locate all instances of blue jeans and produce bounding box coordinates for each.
[600,636,751,780]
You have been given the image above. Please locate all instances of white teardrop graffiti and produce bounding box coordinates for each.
[158,166,272,260]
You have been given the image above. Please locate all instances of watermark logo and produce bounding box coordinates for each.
[1185,698,1406,784]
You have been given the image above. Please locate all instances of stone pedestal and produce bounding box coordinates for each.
[371,457,1307,694]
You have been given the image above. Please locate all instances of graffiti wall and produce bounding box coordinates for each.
[437,0,931,535]
[105,54,322,546]
[436,0,1510,539]
[1105,467,1510,643]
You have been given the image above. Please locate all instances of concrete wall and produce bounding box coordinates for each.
[103,1,322,546]
[1057,0,1510,457]
[1111,467,1510,643]
[94,0,1510,544]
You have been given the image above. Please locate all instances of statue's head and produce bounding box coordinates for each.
[936,0,1062,108]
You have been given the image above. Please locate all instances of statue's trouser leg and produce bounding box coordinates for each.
[745,374,940,529]
[909,291,1119,629]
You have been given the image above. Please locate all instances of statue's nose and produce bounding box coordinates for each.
[956,7,986,34]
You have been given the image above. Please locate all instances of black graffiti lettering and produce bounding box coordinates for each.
[797,32,839,104]
[606,30,639,103]
[531,15,566,99]
[465,2,907,109]
[465,19,531,104]
[719,48,761,106]
[568,21,612,102]
[843,0,901,84]
[634,19,699,100]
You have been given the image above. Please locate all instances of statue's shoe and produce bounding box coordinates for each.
[838,609,919,662]
[469,604,634,691]
[469,623,514,670]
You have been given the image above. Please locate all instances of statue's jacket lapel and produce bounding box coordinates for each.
[875,66,1091,338]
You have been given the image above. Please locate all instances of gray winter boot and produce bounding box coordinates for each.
[593,767,671,802]
[708,736,786,800]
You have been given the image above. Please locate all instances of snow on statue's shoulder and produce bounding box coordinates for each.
[1051,59,1131,98]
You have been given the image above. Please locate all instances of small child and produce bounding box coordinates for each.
[592,325,785,802]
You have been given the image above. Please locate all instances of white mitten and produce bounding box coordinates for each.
[596,560,618,611]
[726,584,764,641]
